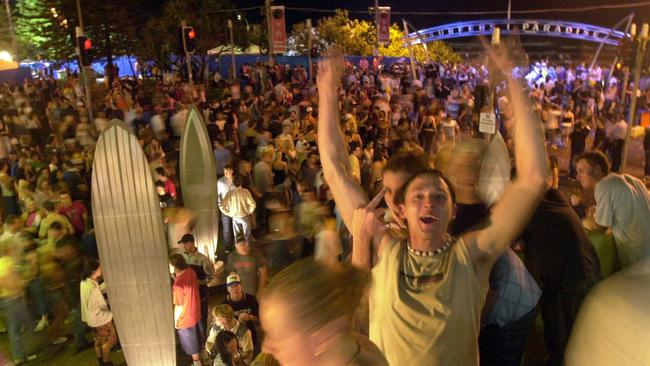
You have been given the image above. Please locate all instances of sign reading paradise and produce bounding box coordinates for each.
[407,19,627,46]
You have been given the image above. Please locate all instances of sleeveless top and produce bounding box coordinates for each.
[369,238,487,366]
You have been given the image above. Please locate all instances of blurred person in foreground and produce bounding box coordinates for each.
[260,259,388,366]
[318,47,547,365]
[565,258,650,365]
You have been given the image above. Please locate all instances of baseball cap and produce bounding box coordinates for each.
[177,233,195,244]
[227,273,241,286]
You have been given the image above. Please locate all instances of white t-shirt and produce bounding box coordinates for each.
[595,174,650,268]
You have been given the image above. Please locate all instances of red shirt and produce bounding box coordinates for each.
[172,268,201,329]
[58,201,87,235]
[164,179,177,199]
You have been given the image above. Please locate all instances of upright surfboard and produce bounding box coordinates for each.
[92,120,175,366]
[180,106,219,263]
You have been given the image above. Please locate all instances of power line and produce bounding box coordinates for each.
[283,1,650,16]
[205,6,262,13]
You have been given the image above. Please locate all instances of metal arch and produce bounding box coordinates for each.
[407,19,627,46]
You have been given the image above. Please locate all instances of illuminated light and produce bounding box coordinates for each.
[407,19,626,46]
[616,62,622,69]
[84,39,92,50]
[237,14,242,20]
[188,29,196,39]
[0,51,13,62]
[50,7,56,12]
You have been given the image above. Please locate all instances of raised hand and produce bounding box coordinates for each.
[351,188,387,269]
[317,47,346,90]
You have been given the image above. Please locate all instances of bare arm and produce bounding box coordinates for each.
[257,266,268,295]
[465,60,547,278]
[317,48,369,230]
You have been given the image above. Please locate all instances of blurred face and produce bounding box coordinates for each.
[240,162,251,174]
[93,266,103,280]
[382,170,411,218]
[60,193,72,207]
[398,175,453,239]
[235,241,250,255]
[215,316,229,328]
[226,338,238,355]
[156,186,166,196]
[182,241,196,253]
[26,200,37,212]
[224,168,234,179]
[576,160,600,189]
[261,296,316,366]
[227,282,243,300]
[48,227,63,240]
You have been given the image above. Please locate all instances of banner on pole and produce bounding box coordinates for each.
[271,6,287,54]
[377,7,391,45]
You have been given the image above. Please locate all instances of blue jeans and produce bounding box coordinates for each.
[221,215,234,250]
[1,296,33,361]
[479,308,537,366]
[27,278,48,317]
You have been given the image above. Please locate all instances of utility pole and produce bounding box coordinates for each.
[181,20,195,92]
[266,0,273,63]
[622,23,649,171]
[402,19,417,82]
[228,20,236,80]
[74,0,93,124]
[507,0,511,30]
[4,0,17,56]
[374,0,379,56]
[306,18,313,83]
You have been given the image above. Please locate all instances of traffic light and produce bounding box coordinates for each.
[618,37,636,66]
[181,26,197,53]
[77,35,92,67]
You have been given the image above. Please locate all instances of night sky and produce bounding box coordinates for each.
[230,0,649,29]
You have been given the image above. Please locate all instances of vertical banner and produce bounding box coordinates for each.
[271,6,286,54]
[377,6,391,45]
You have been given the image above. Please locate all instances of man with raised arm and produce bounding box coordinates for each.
[317,48,548,365]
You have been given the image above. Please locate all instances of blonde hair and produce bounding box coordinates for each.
[260,259,370,334]
[212,304,234,320]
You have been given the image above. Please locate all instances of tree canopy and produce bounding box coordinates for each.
[289,9,460,63]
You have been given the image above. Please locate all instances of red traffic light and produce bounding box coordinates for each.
[83,39,92,50]
[188,29,196,39]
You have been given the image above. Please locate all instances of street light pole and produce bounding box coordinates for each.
[402,19,417,82]
[228,19,236,80]
[621,23,649,172]
[181,20,195,92]
[507,0,511,30]
[306,18,313,83]
[266,0,273,63]
[74,0,93,124]
[4,0,17,56]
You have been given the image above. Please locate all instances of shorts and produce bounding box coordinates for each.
[93,320,118,347]
[177,322,205,356]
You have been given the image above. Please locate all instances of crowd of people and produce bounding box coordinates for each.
[0,42,648,366]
